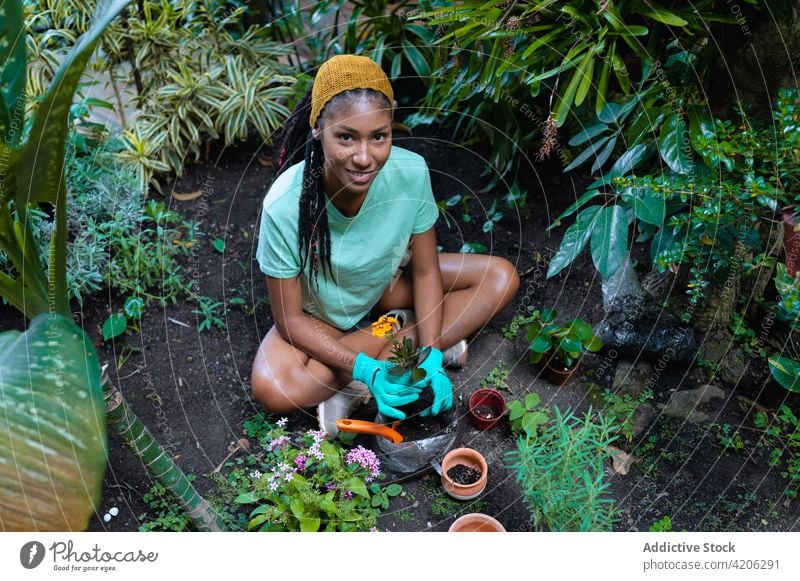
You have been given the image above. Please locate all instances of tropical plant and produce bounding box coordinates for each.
[271,0,437,81]
[24,0,297,186]
[0,0,130,530]
[0,0,223,531]
[506,406,619,531]
[404,0,734,179]
[548,87,800,293]
[525,308,603,368]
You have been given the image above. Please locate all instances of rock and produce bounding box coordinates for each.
[657,384,726,422]
[612,361,654,398]
[631,403,656,439]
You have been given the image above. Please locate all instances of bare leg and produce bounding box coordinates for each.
[251,321,391,412]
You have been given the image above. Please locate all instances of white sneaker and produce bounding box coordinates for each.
[443,339,469,369]
[384,308,414,331]
[317,381,372,438]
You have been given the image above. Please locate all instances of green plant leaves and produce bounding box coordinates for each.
[621,187,665,226]
[768,356,800,393]
[384,483,403,497]
[0,0,25,143]
[15,0,132,206]
[525,393,541,409]
[123,296,144,318]
[102,312,127,341]
[530,334,552,354]
[590,205,628,278]
[607,143,648,179]
[658,114,693,174]
[547,205,602,278]
[0,313,107,531]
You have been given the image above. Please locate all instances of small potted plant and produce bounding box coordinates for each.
[371,315,429,385]
[525,309,603,385]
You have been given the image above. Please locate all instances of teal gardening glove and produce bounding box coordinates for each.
[352,353,421,420]
[416,347,454,416]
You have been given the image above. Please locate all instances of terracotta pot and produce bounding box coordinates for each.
[441,447,488,500]
[468,388,506,430]
[545,360,578,385]
[783,207,800,276]
[449,513,506,532]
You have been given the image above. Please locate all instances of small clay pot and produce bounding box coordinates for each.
[545,360,578,385]
[468,388,506,430]
[441,447,488,500]
[449,513,506,532]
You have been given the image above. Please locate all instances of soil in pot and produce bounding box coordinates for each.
[447,464,482,485]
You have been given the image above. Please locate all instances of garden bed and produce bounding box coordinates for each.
[2,121,796,532]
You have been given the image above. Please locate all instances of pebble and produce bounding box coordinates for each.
[109,507,119,517]
[103,513,111,523]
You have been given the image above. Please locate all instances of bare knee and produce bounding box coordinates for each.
[490,257,521,305]
[251,366,299,413]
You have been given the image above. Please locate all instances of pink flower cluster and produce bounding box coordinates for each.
[268,435,290,451]
[345,446,381,482]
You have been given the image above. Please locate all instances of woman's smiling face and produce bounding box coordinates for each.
[316,94,393,204]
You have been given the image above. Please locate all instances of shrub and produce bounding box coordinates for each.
[506,406,619,531]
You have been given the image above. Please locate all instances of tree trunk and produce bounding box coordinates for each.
[103,377,227,532]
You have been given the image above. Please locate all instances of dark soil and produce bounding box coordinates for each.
[447,464,482,486]
[3,112,799,533]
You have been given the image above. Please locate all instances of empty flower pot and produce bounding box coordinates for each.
[468,388,506,430]
[441,447,488,500]
[449,513,506,532]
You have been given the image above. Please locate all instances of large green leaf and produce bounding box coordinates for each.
[607,143,648,179]
[590,205,629,278]
[0,0,26,143]
[768,356,800,393]
[15,0,132,206]
[621,187,665,226]
[658,114,693,174]
[0,313,107,531]
[547,205,602,278]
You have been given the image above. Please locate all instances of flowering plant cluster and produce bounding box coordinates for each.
[233,419,384,532]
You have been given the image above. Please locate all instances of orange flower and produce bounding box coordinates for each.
[370,315,399,339]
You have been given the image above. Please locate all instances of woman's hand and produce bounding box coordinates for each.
[416,347,453,416]
[352,353,421,420]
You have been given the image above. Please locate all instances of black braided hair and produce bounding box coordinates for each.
[273,86,392,288]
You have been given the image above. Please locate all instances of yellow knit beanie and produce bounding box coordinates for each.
[309,55,394,128]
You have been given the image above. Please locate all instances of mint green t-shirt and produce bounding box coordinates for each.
[256,146,439,331]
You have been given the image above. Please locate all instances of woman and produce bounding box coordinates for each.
[251,55,519,436]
